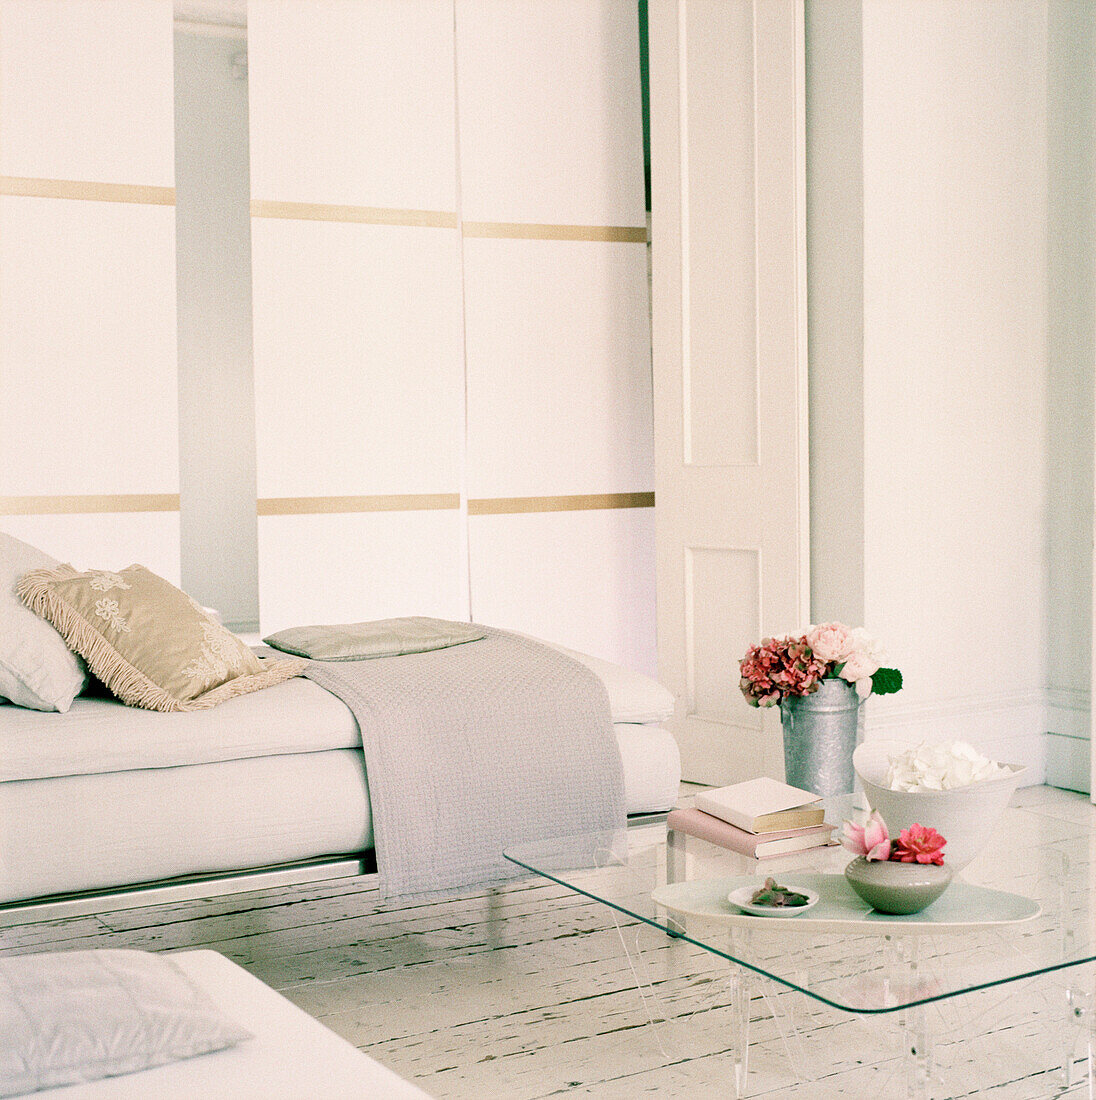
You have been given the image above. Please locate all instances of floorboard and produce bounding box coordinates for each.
[2,784,1093,1098]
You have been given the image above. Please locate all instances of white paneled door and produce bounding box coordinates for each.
[650,0,809,784]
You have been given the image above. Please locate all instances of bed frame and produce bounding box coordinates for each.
[0,812,669,926]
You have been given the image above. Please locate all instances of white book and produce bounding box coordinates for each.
[695,776,824,834]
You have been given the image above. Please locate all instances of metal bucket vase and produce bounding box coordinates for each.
[780,678,861,797]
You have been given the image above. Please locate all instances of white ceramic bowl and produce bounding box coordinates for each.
[852,740,1026,872]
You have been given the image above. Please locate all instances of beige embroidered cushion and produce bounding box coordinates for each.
[18,564,304,712]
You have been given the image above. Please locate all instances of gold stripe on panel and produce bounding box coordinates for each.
[0,493,653,517]
[461,222,648,244]
[250,199,458,229]
[467,493,655,516]
[0,177,175,205]
[258,494,461,516]
[0,494,180,515]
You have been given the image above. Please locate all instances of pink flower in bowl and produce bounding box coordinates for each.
[891,824,946,865]
[841,810,891,861]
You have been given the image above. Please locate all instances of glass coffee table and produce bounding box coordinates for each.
[504,795,1095,1098]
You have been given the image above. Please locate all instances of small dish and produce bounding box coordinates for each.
[728,883,819,917]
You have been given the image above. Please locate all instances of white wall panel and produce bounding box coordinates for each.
[0,0,174,185]
[0,1,177,583]
[0,514,181,585]
[251,219,464,497]
[0,197,178,495]
[248,0,457,209]
[258,512,465,633]
[683,0,758,467]
[249,3,466,637]
[455,0,645,226]
[464,238,652,498]
[469,509,657,677]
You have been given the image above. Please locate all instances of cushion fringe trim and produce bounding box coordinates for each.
[17,566,305,712]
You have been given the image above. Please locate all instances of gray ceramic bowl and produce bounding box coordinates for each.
[844,855,952,915]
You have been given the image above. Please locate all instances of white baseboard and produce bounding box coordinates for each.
[1046,688,1091,739]
[1044,732,1090,794]
[863,690,1048,786]
[1044,688,1091,793]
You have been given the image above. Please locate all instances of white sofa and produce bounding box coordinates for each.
[0,642,680,911]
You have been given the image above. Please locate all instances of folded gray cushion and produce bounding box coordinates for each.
[0,948,251,1096]
[263,616,487,661]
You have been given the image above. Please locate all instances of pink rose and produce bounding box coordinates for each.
[841,810,891,861]
[891,824,946,865]
[806,622,855,663]
[838,627,884,697]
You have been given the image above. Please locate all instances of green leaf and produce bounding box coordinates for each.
[871,667,903,695]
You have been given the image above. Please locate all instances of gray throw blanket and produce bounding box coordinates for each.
[302,627,626,900]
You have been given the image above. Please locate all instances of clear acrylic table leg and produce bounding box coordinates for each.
[727,928,752,1097]
[882,936,935,1100]
[664,828,687,936]
[1051,847,1096,1092]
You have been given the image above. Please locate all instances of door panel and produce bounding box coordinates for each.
[651,0,809,784]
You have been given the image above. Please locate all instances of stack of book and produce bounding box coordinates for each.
[670,776,836,859]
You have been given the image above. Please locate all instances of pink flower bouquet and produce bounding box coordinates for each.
[841,810,946,866]
[739,621,902,707]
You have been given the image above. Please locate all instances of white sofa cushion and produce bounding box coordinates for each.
[540,640,675,723]
[0,679,360,783]
[0,641,675,782]
[0,531,87,712]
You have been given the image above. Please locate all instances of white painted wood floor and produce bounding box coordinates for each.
[2,784,1094,1099]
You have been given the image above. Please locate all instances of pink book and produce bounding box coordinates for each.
[667,807,835,860]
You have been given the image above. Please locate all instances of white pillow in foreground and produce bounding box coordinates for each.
[0,948,251,1096]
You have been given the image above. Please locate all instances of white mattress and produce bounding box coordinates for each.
[0,679,360,783]
[0,727,679,904]
[0,642,675,783]
[42,950,433,1099]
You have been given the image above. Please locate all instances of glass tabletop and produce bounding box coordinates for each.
[503,793,1089,1015]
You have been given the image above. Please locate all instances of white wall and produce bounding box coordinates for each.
[863,0,1048,772]
[809,1,1083,778]
[1,1,654,675]
[1045,0,1095,788]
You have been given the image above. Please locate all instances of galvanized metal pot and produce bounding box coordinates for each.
[780,677,861,797]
